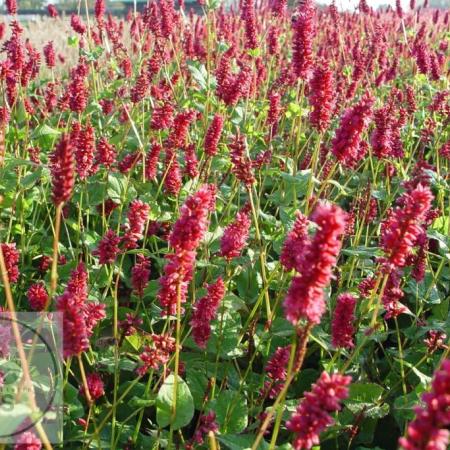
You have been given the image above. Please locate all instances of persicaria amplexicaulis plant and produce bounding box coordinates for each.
[0,2,448,449]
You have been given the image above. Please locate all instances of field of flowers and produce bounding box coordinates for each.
[0,0,449,448]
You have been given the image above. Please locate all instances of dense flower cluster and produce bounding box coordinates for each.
[27,282,49,311]
[190,278,225,348]
[424,330,447,353]
[50,134,75,205]
[291,0,315,79]
[122,200,150,249]
[80,373,105,401]
[131,255,151,297]
[1,242,20,283]
[137,334,176,376]
[280,212,309,272]
[163,148,182,195]
[229,134,255,186]
[0,322,11,358]
[5,0,17,15]
[284,203,346,325]
[43,41,55,68]
[56,263,105,357]
[158,185,215,315]
[331,92,375,168]
[14,432,42,450]
[261,345,291,399]
[286,371,351,449]
[380,184,433,271]
[70,14,86,34]
[93,229,121,265]
[145,142,162,179]
[308,60,334,132]
[204,114,224,157]
[399,359,450,450]
[192,412,219,445]
[331,293,356,349]
[216,50,252,106]
[267,91,282,138]
[96,137,116,168]
[47,4,58,17]
[73,121,96,180]
[241,0,258,49]
[220,205,252,260]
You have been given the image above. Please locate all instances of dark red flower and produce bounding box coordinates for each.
[220,205,252,260]
[193,412,219,445]
[93,229,121,265]
[241,0,258,50]
[204,114,224,157]
[399,360,450,450]
[331,293,356,349]
[47,4,58,17]
[43,41,56,68]
[57,263,105,358]
[331,92,374,168]
[151,103,174,130]
[280,212,309,272]
[131,255,151,297]
[14,432,41,450]
[96,137,116,168]
[1,243,20,283]
[308,60,334,133]
[380,184,433,271]
[49,134,75,205]
[5,0,17,15]
[145,142,161,180]
[137,334,176,375]
[73,121,96,180]
[71,14,87,34]
[190,278,225,349]
[164,148,182,195]
[229,134,255,186]
[283,203,346,325]
[27,282,49,311]
[291,0,315,79]
[80,373,104,401]
[286,372,351,450]
[158,185,215,315]
[184,144,199,179]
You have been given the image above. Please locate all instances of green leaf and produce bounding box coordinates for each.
[129,396,155,408]
[186,370,209,410]
[393,391,419,425]
[432,298,449,320]
[346,402,389,419]
[211,390,248,434]
[342,246,381,258]
[68,36,79,47]
[187,61,215,90]
[107,172,128,203]
[156,374,194,430]
[399,360,432,386]
[247,47,260,57]
[348,383,384,402]
[32,124,61,139]
[21,167,43,188]
[218,434,269,450]
[65,384,84,419]
[206,307,243,358]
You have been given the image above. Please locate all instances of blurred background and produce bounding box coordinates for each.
[0,0,448,17]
